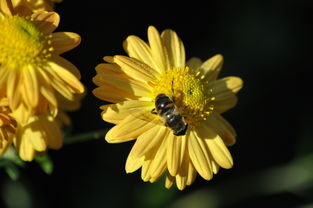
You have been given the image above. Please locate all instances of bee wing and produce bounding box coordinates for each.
[128,107,163,125]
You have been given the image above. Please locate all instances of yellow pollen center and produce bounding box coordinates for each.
[0,15,54,69]
[153,67,215,125]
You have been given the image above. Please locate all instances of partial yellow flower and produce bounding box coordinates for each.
[11,0,62,16]
[0,0,84,124]
[0,97,17,155]
[14,113,62,161]
[93,26,243,190]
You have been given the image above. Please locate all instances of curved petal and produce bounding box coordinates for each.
[165,174,175,189]
[48,55,84,93]
[93,85,138,103]
[49,54,81,79]
[51,32,81,55]
[210,76,243,113]
[203,112,236,146]
[100,100,152,124]
[141,159,153,182]
[93,69,152,100]
[175,149,190,190]
[125,154,144,173]
[167,134,186,176]
[105,115,158,143]
[113,55,159,83]
[186,57,202,70]
[147,26,168,73]
[186,162,197,186]
[130,125,166,158]
[0,0,15,15]
[123,35,161,74]
[31,11,60,34]
[22,65,39,108]
[188,130,212,180]
[196,124,233,169]
[200,54,224,81]
[148,129,170,180]
[161,28,185,68]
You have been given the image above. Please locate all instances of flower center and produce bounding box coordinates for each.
[153,67,215,126]
[0,15,53,69]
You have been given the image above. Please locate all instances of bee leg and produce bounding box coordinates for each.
[151,108,157,114]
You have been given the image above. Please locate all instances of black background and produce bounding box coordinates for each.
[1,1,313,207]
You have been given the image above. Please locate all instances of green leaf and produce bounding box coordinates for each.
[5,163,20,181]
[35,154,54,174]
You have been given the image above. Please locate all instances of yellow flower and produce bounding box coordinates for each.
[14,113,62,161]
[0,97,17,155]
[93,26,243,190]
[0,0,84,124]
[11,0,62,16]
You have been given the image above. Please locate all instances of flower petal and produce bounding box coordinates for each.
[175,150,190,190]
[51,32,81,55]
[196,124,233,169]
[48,55,84,93]
[210,76,243,113]
[0,0,14,15]
[130,125,166,158]
[125,154,144,173]
[147,26,168,73]
[165,174,175,189]
[167,134,186,176]
[186,162,197,186]
[105,115,157,143]
[93,68,152,100]
[148,129,170,180]
[161,28,185,68]
[123,35,160,74]
[31,11,60,34]
[188,130,212,180]
[93,85,137,103]
[141,158,153,182]
[22,65,39,108]
[204,112,236,146]
[186,57,202,70]
[100,100,152,124]
[113,55,158,83]
[200,54,224,81]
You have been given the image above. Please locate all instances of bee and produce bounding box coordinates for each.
[152,93,188,136]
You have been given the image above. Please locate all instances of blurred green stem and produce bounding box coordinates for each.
[64,129,108,144]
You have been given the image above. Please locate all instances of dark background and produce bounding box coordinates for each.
[1,0,313,207]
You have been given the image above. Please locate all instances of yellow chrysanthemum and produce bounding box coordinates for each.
[11,0,62,16]
[0,0,84,124]
[0,97,17,155]
[14,113,62,161]
[93,26,243,190]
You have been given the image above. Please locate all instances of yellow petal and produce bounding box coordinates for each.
[141,159,153,182]
[7,70,21,110]
[31,11,60,34]
[48,55,84,93]
[211,76,243,113]
[167,134,186,176]
[51,32,81,55]
[125,154,144,173]
[123,35,160,73]
[93,69,152,99]
[188,130,212,180]
[161,28,185,68]
[0,0,14,16]
[15,129,35,161]
[130,125,166,158]
[165,174,175,189]
[22,66,39,108]
[100,100,152,124]
[93,86,137,103]
[186,57,202,70]
[204,112,236,146]
[212,161,219,174]
[196,124,233,169]
[50,55,81,79]
[105,116,157,143]
[41,116,62,149]
[147,26,168,73]
[175,150,190,190]
[113,55,158,83]
[186,162,197,186]
[148,129,169,179]
[200,54,224,81]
